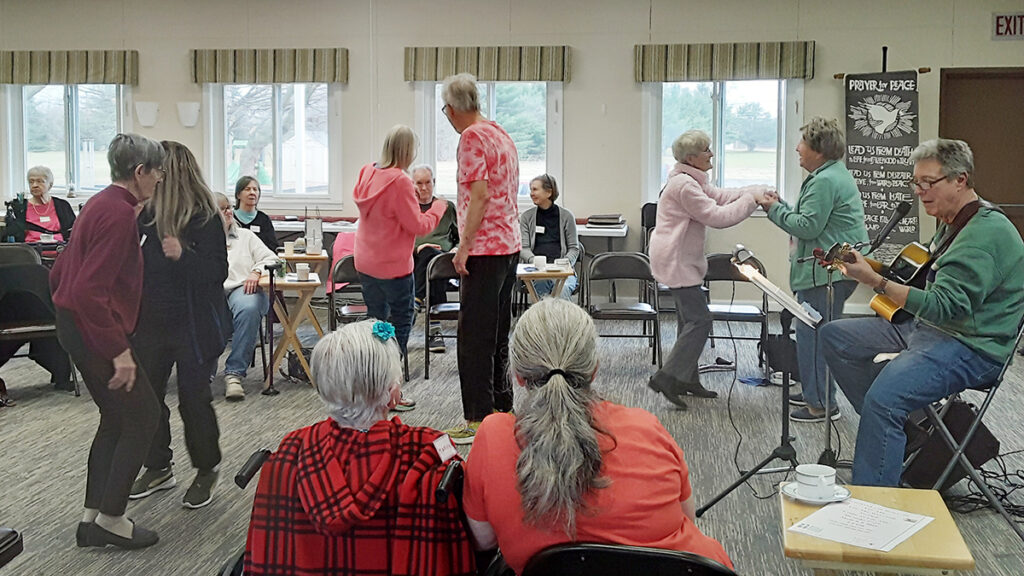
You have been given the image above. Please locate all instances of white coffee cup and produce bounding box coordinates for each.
[284,241,295,256]
[296,263,310,281]
[795,464,837,500]
[532,255,546,269]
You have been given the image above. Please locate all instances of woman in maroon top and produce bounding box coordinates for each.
[51,133,166,550]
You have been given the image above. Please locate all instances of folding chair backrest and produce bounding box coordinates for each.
[588,252,653,283]
[331,254,360,285]
[427,252,458,283]
[991,312,1024,385]
[0,244,42,266]
[641,202,658,231]
[521,543,737,576]
[0,263,55,313]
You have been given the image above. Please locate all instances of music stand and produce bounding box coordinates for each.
[696,257,820,517]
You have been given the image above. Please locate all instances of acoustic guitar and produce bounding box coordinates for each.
[824,242,933,322]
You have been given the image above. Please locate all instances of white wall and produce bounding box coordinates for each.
[3,0,1023,299]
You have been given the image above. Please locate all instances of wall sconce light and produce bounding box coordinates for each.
[177,101,201,128]
[135,101,159,127]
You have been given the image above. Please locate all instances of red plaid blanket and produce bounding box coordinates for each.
[245,418,475,576]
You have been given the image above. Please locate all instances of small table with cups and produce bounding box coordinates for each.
[279,244,330,335]
[516,257,576,303]
[259,271,323,390]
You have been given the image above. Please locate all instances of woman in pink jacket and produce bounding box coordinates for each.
[353,125,446,368]
[647,130,772,410]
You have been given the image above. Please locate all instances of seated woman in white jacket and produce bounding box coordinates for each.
[215,192,279,400]
[519,174,581,299]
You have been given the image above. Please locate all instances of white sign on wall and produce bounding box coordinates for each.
[993,12,1024,40]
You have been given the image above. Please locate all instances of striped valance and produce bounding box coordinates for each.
[0,50,138,85]
[192,48,348,84]
[634,41,815,82]
[404,46,571,82]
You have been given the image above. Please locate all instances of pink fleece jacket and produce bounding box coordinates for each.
[649,163,767,289]
[353,163,445,279]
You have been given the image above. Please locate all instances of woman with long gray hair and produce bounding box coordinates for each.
[462,298,733,574]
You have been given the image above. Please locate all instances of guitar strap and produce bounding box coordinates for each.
[926,198,1000,282]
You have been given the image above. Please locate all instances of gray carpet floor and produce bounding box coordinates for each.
[2,303,1023,575]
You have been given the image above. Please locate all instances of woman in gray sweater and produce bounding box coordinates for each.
[519,174,580,299]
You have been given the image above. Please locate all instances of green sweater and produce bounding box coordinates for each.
[414,199,458,252]
[768,160,869,291]
[904,206,1024,362]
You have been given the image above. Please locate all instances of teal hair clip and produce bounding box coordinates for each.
[371,321,395,342]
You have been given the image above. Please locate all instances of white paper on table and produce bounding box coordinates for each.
[787,498,934,552]
[284,272,320,283]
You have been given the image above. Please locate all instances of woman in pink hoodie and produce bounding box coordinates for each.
[353,125,446,365]
[647,130,772,410]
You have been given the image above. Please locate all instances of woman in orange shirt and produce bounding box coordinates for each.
[462,298,733,574]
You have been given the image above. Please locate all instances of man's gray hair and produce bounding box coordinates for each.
[27,165,54,188]
[311,320,403,429]
[672,130,711,163]
[910,138,975,187]
[800,117,845,161]
[510,298,608,537]
[108,133,165,183]
[441,73,480,113]
[410,164,435,179]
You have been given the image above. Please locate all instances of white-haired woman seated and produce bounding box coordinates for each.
[245,320,475,576]
[462,298,734,574]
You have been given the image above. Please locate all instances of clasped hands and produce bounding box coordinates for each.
[754,189,780,210]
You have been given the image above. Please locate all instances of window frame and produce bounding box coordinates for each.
[415,80,563,210]
[2,83,128,202]
[203,82,343,210]
[642,79,804,207]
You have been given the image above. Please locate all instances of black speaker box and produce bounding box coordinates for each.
[902,399,1000,492]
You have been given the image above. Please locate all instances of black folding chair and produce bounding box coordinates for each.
[424,252,460,380]
[585,252,661,367]
[902,314,1024,543]
[703,253,769,371]
[520,543,737,576]
[327,254,368,332]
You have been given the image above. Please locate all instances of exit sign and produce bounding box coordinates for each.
[993,12,1024,40]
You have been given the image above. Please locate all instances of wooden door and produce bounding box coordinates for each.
[939,68,1024,239]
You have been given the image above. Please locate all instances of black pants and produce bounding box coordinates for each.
[413,246,449,305]
[133,323,221,472]
[56,309,159,516]
[457,253,518,421]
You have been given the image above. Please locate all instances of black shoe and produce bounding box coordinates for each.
[88,520,159,549]
[182,469,218,509]
[76,522,97,547]
[647,374,688,410]
[679,380,718,398]
[428,335,446,353]
[129,466,175,499]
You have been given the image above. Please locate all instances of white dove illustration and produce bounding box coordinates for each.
[864,103,900,135]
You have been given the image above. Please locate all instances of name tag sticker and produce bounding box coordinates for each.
[433,434,458,463]
[251,225,261,233]
[39,216,52,223]
[40,233,54,242]
[140,234,148,246]
[535,225,546,234]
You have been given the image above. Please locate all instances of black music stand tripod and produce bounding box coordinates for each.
[697,248,819,517]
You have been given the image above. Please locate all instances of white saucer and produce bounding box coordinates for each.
[782,482,851,505]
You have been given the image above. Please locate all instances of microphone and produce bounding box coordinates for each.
[869,201,912,253]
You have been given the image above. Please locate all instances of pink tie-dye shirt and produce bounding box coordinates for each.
[456,120,522,256]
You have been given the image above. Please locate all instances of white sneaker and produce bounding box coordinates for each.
[225,375,245,401]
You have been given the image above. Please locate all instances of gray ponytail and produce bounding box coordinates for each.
[509,298,609,537]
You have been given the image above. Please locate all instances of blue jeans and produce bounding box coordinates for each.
[359,273,415,356]
[532,275,578,300]
[821,318,1002,486]
[794,280,857,410]
[224,287,269,377]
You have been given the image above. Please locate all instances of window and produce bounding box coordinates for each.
[418,81,562,206]
[207,83,341,207]
[17,84,122,196]
[651,80,798,199]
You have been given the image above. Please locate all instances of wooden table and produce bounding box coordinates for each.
[780,484,974,575]
[259,272,323,389]
[280,250,330,334]
[516,263,576,303]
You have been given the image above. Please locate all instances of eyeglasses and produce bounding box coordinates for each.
[908,175,949,192]
[441,104,450,115]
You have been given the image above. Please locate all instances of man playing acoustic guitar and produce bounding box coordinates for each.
[820,138,1024,487]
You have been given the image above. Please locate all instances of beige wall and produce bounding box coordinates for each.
[3,0,1022,301]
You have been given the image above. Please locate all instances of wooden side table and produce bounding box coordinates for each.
[259,272,323,390]
[780,484,974,575]
[280,250,329,334]
[516,263,576,303]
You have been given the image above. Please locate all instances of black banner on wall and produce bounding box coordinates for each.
[845,70,919,263]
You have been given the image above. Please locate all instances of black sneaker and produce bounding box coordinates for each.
[647,374,688,411]
[789,392,807,406]
[129,467,175,499]
[182,469,218,509]
[789,406,840,423]
[428,335,446,353]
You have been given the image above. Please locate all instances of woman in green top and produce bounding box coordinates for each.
[761,117,868,423]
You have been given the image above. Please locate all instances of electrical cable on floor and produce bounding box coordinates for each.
[943,449,1024,522]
